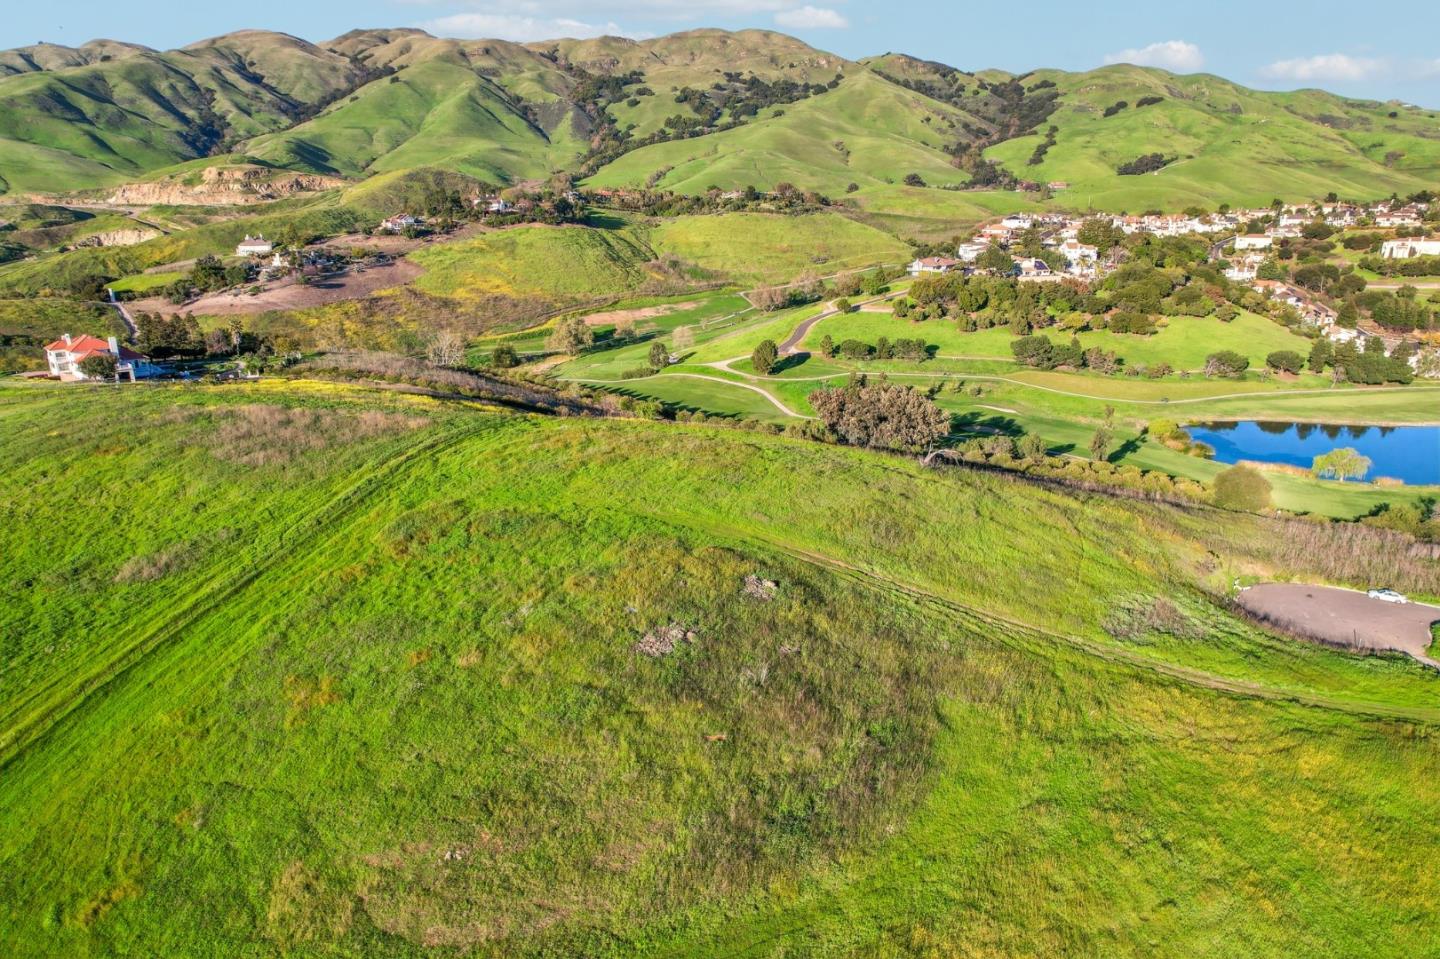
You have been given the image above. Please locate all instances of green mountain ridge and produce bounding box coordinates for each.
[0,27,1436,208]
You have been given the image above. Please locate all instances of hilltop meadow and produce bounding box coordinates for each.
[2,377,1439,957]
[4,21,1440,959]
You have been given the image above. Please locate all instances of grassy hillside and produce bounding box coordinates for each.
[588,71,979,195]
[646,212,909,283]
[985,64,1440,209]
[5,27,1437,212]
[408,224,661,301]
[246,46,585,183]
[0,33,364,194]
[1,379,1438,956]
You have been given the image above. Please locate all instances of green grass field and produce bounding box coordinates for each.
[408,225,661,302]
[107,272,185,295]
[645,212,910,284]
[2,378,1439,956]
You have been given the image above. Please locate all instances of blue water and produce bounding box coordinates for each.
[1187,421,1440,485]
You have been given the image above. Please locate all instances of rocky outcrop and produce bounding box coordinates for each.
[107,165,346,207]
[75,228,163,248]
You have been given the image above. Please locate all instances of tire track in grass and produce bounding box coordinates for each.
[0,417,499,770]
[637,507,1440,724]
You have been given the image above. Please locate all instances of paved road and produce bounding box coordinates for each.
[779,304,838,355]
[107,289,138,338]
[1237,583,1440,668]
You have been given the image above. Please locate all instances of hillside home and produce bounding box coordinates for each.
[1015,259,1060,281]
[236,234,273,256]
[909,256,962,275]
[1224,253,1265,281]
[380,214,421,233]
[1058,240,1098,275]
[44,334,158,382]
[1376,208,1422,228]
[1000,214,1033,231]
[1381,238,1440,259]
[955,242,989,262]
[1234,235,1274,251]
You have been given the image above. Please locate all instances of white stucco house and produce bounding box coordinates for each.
[1233,235,1274,251]
[44,333,159,381]
[1381,238,1440,259]
[236,234,273,256]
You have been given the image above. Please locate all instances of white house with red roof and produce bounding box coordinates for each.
[44,333,158,381]
[908,256,962,276]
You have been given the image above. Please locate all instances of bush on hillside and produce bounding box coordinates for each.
[1213,465,1273,512]
[751,339,778,375]
[1204,350,1250,377]
[1116,153,1171,176]
[808,381,949,451]
[1265,350,1304,374]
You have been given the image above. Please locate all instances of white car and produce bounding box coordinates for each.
[1367,588,1408,604]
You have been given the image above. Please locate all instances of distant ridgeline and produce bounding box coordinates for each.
[0,28,1437,206]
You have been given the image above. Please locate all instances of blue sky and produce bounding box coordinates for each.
[7,0,1440,106]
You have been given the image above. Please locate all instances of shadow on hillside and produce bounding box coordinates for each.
[770,352,811,374]
[1108,436,1144,463]
[950,411,1023,438]
[602,385,741,421]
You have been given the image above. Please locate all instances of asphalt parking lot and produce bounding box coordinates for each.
[1236,583,1440,667]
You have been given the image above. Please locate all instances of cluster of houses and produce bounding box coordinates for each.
[905,199,1435,369]
[909,213,1112,281]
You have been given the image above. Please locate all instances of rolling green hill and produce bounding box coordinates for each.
[4,27,1435,210]
[0,32,368,194]
[982,64,1440,209]
[587,69,983,194]
[1,379,1438,956]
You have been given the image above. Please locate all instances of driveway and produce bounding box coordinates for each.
[1236,583,1440,668]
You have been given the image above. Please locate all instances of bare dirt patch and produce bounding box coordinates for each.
[132,260,422,316]
[581,301,701,327]
[1236,583,1440,666]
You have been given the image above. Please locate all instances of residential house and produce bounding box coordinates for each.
[236,234,273,256]
[1381,238,1440,259]
[1233,234,1274,251]
[1224,253,1265,282]
[1376,207,1423,228]
[380,214,421,234]
[44,333,158,381]
[955,241,989,263]
[909,256,962,276]
[1014,259,1060,281]
[1057,240,1098,275]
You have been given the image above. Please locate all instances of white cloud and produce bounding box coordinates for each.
[420,13,637,41]
[1261,53,1387,82]
[773,5,848,28]
[1102,40,1204,72]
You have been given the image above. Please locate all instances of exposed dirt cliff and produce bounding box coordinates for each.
[107,165,346,206]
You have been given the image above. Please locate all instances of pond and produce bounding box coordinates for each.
[1187,421,1440,485]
